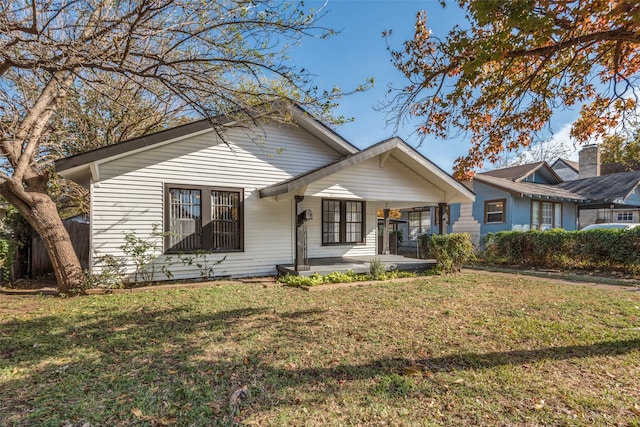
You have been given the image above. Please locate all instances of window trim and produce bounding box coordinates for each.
[321,198,366,246]
[484,199,506,224]
[617,210,634,222]
[531,200,562,230]
[164,184,244,254]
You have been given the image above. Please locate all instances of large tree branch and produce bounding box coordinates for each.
[507,28,639,58]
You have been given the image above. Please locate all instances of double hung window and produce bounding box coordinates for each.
[322,199,365,245]
[166,185,243,253]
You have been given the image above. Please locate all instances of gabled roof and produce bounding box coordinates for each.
[556,170,640,204]
[55,104,358,174]
[479,161,562,183]
[259,137,475,204]
[551,158,579,172]
[474,174,586,202]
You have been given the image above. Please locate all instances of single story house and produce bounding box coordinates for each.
[553,145,640,226]
[55,104,474,281]
[448,145,640,243]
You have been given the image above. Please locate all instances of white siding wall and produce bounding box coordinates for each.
[306,156,445,203]
[91,123,343,280]
[302,198,381,259]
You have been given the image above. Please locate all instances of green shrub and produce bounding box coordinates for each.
[369,257,386,279]
[431,233,475,273]
[479,228,640,275]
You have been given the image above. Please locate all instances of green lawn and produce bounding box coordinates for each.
[1,273,639,426]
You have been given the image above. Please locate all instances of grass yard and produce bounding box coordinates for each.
[1,272,639,426]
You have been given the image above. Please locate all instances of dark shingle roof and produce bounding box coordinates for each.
[474,174,587,202]
[479,162,546,181]
[556,170,640,203]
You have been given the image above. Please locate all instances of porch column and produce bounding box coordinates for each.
[295,195,310,271]
[382,208,390,255]
[438,202,448,235]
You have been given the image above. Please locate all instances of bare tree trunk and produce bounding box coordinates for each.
[0,174,84,294]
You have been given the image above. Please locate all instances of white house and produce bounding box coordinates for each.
[56,105,474,281]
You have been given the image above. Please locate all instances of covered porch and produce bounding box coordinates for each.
[276,254,436,277]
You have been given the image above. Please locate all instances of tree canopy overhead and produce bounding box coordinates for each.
[386,0,640,179]
[0,0,353,292]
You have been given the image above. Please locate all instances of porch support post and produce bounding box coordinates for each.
[382,208,390,255]
[438,202,447,236]
[295,195,310,271]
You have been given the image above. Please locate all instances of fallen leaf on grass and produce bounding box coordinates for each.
[533,400,545,410]
[452,378,465,384]
[403,367,423,377]
[131,408,154,421]
[631,403,640,417]
[229,385,249,415]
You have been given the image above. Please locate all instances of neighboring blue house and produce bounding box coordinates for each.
[471,162,583,235]
[396,145,640,255]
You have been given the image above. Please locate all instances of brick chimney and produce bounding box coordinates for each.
[578,144,600,179]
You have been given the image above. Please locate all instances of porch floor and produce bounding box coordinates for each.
[277,255,436,277]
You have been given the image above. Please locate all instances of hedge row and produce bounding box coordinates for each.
[480,228,640,274]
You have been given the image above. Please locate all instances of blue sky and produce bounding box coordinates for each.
[289,0,582,172]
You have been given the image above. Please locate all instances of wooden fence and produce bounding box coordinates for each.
[30,218,89,277]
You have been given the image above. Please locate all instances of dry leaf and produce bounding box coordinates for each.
[131,408,143,418]
[533,399,545,410]
[158,417,178,425]
[453,378,465,384]
[168,369,177,375]
[631,403,640,417]
[403,367,423,377]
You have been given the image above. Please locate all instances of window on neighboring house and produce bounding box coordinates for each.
[617,211,634,222]
[322,199,365,245]
[408,209,430,240]
[165,185,243,253]
[531,200,562,230]
[484,199,505,224]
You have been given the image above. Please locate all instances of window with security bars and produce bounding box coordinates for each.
[322,199,365,245]
[212,190,241,250]
[168,188,202,251]
[165,185,243,253]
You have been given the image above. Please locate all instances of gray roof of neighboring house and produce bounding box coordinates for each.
[556,170,640,203]
[479,162,546,181]
[473,174,587,202]
[551,158,579,172]
[479,161,562,183]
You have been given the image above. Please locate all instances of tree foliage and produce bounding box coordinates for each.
[0,0,355,292]
[600,131,640,170]
[386,0,640,179]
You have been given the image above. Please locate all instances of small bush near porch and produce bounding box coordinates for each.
[1,273,639,426]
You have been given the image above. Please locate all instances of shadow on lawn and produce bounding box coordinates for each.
[1,298,638,424]
[277,338,640,381]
